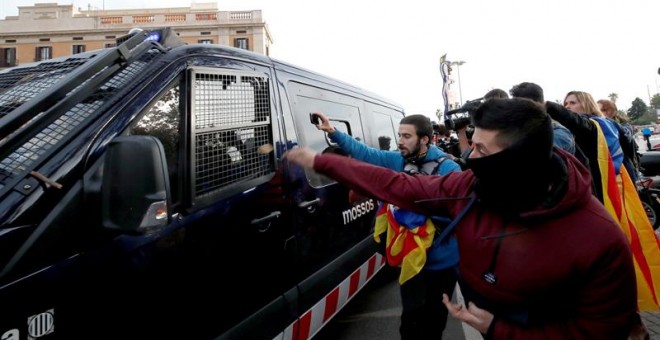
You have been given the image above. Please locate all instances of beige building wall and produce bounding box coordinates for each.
[0,2,273,67]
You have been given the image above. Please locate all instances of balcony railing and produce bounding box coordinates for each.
[229,11,252,20]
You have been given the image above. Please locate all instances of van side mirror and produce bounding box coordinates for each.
[101,135,171,234]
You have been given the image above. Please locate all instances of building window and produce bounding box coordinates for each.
[1,48,16,67]
[200,31,211,35]
[39,38,50,42]
[35,46,52,61]
[72,45,86,54]
[236,30,246,34]
[105,43,116,48]
[198,39,213,44]
[73,37,83,41]
[105,35,116,39]
[234,38,248,50]
[5,39,16,43]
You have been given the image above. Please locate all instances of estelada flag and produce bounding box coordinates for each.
[593,120,660,311]
[374,202,435,285]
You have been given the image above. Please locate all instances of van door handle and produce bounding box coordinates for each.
[298,198,320,209]
[250,211,281,226]
[298,198,320,213]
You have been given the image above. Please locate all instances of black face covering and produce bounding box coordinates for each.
[465,124,553,214]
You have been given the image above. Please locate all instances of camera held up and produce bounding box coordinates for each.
[444,97,483,131]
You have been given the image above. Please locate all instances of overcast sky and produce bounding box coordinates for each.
[2,0,659,122]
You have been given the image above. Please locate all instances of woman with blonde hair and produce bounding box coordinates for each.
[564,90,603,116]
[546,90,621,201]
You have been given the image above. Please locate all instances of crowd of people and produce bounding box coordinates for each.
[291,82,660,339]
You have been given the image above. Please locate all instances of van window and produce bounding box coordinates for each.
[287,82,365,188]
[323,120,350,147]
[189,67,275,204]
[128,79,182,204]
[371,111,398,151]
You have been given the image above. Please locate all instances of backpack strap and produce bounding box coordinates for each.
[419,156,446,175]
[435,194,477,243]
[404,156,447,175]
[436,156,447,168]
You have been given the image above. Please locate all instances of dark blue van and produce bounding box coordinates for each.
[0,28,404,339]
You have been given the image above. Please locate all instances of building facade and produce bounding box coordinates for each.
[0,2,273,68]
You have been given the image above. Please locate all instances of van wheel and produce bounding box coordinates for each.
[640,197,660,235]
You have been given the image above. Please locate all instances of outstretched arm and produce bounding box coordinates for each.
[285,148,457,214]
[545,102,597,140]
[312,112,402,169]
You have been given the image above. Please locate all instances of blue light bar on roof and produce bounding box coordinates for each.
[145,31,162,43]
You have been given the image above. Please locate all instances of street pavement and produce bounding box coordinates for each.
[313,267,480,340]
[641,312,660,339]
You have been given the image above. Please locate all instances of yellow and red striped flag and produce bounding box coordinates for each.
[594,121,660,311]
[374,203,436,284]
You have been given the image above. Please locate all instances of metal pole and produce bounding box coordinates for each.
[456,64,463,105]
[451,61,466,105]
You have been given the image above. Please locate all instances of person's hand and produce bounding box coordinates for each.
[284,147,318,169]
[312,112,336,133]
[442,293,494,334]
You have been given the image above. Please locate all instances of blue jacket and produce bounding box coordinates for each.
[552,121,576,155]
[329,130,461,270]
[329,130,461,175]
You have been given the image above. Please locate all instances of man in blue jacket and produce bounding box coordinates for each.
[313,112,461,340]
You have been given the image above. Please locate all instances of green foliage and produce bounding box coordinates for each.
[651,93,660,109]
[132,86,180,161]
[628,97,651,122]
[633,112,656,125]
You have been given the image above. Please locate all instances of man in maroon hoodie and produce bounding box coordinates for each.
[285,98,637,339]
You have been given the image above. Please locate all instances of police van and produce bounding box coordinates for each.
[0,28,404,339]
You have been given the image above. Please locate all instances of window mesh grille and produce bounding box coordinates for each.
[192,71,272,197]
[0,56,92,118]
[0,50,162,180]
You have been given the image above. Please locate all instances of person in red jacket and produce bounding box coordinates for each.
[285,98,637,339]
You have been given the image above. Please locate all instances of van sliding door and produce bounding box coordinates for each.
[284,81,380,315]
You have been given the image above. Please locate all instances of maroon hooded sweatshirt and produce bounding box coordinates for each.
[312,149,636,339]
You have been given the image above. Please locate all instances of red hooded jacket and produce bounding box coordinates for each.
[312,148,636,339]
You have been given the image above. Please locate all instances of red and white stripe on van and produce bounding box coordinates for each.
[273,253,387,340]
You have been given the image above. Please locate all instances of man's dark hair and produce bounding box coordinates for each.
[400,114,433,144]
[483,88,509,100]
[472,98,552,155]
[378,135,392,150]
[436,123,450,137]
[509,82,544,103]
